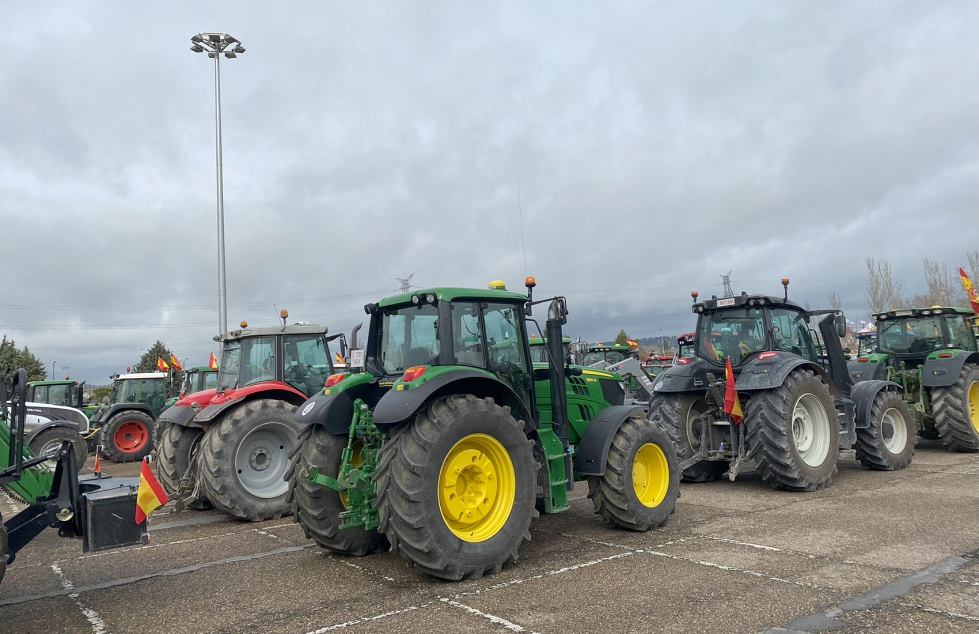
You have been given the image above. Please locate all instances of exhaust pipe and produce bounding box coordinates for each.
[545,299,573,490]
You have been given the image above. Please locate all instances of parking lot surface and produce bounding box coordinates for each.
[1,439,976,634]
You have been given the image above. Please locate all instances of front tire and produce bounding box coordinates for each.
[744,369,839,491]
[649,393,726,482]
[199,399,302,521]
[288,425,388,556]
[156,424,212,510]
[99,411,155,463]
[374,395,538,580]
[855,390,915,470]
[28,427,87,472]
[931,363,979,452]
[588,416,679,531]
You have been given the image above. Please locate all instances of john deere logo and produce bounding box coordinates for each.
[301,402,316,416]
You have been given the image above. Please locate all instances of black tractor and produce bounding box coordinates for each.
[648,279,916,491]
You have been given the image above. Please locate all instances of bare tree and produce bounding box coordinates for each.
[968,251,979,287]
[828,292,842,311]
[909,257,956,307]
[865,258,905,317]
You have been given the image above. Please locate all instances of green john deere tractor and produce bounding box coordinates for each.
[848,307,979,451]
[649,281,916,490]
[287,279,679,580]
[2,369,146,584]
[90,372,169,463]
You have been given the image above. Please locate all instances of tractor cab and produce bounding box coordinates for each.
[581,344,636,367]
[674,332,697,363]
[94,373,169,421]
[27,379,86,411]
[873,307,976,368]
[528,335,571,363]
[182,367,219,396]
[856,332,877,358]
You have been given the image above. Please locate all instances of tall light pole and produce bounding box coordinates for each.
[50,359,56,380]
[190,32,245,341]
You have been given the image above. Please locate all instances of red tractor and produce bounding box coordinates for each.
[156,314,349,520]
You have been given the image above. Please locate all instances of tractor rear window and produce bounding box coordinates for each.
[699,308,766,365]
[946,316,976,351]
[204,372,218,390]
[379,305,440,374]
[117,380,138,403]
[879,317,943,355]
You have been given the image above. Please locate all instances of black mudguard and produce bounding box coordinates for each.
[24,420,80,446]
[650,358,710,393]
[572,405,646,476]
[157,405,199,429]
[734,354,836,396]
[193,396,247,423]
[921,352,979,388]
[98,403,155,424]
[293,391,355,435]
[848,359,887,383]
[850,380,901,429]
[372,369,533,432]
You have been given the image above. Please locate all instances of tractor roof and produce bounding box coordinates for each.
[587,344,633,352]
[114,372,167,380]
[377,286,526,308]
[218,323,328,342]
[692,293,802,314]
[185,366,217,373]
[527,336,572,345]
[28,379,77,386]
[874,306,975,320]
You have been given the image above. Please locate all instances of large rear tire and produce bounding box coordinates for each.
[931,363,979,452]
[374,395,538,580]
[588,416,679,531]
[199,399,302,521]
[156,424,212,510]
[99,411,155,463]
[649,393,727,482]
[744,369,839,491]
[287,425,388,556]
[28,426,88,473]
[855,390,915,470]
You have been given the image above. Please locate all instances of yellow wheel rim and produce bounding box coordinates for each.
[969,381,979,434]
[338,440,364,509]
[437,433,515,542]
[632,443,669,508]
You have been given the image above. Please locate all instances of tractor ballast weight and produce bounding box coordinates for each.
[288,280,679,580]
[2,369,145,584]
[649,282,915,490]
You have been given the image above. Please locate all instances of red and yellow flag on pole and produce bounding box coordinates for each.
[208,351,219,370]
[334,351,344,365]
[960,268,979,313]
[135,458,168,523]
[156,356,169,371]
[723,357,743,424]
[169,353,183,372]
[625,339,638,349]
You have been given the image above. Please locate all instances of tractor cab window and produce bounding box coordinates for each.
[284,335,331,396]
[857,335,877,357]
[379,305,440,374]
[32,385,48,403]
[770,308,817,362]
[47,384,71,407]
[141,379,165,414]
[606,350,630,364]
[117,379,138,403]
[182,372,194,394]
[239,337,277,387]
[452,302,486,368]
[946,315,976,351]
[582,350,605,365]
[879,317,943,355]
[699,308,766,365]
[483,303,527,370]
[218,342,241,389]
[203,371,218,390]
[529,342,546,363]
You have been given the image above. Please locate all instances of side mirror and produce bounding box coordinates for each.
[835,315,847,338]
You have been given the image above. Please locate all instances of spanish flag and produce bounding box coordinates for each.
[156,356,169,371]
[169,353,183,372]
[960,268,979,313]
[723,357,743,424]
[625,339,639,349]
[335,351,344,365]
[135,458,168,523]
[208,351,219,370]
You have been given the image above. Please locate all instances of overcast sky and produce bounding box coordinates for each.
[0,1,976,383]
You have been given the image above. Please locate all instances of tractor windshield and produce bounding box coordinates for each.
[946,315,977,351]
[47,384,71,406]
[379,304,440,374]
[117,379,138,403]
[879,317,944,355]
[606,350,630,364]
[698,308,766,365]
[218,341,242,389]
[857,335,877,357]
[203,371,218,390]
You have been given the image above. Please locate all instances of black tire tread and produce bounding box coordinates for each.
[156,424,212,510]
[854,391,916,470]
[28,427,88,472]
[587,416,679,531]
[99,410,155,463]
[931,363,979,452]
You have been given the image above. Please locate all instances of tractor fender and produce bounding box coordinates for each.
[293,391,355,436]
[572,405,646,476]
[650,357,711,393]
[24,419,81,446]
[157,404,202,429]
[194,396,247,423]
[734,355,837,397]
[921,352,979,388]
[24,403,89,434]
[848,358,887,383]
[850,380,902,429]
[99,403,155,424]
[372,369,534,432]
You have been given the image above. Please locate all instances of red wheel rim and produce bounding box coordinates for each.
[114,421,149,453]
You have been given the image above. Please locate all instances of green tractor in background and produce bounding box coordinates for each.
[2,369,146,584]
[90,372,169,463]
[288,278,679,580]
[164,366,218,409]
[848,307,979,451]
[580,343,637,366]
[27,378,98,419]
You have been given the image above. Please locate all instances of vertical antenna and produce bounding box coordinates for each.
[517,180,529,276]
